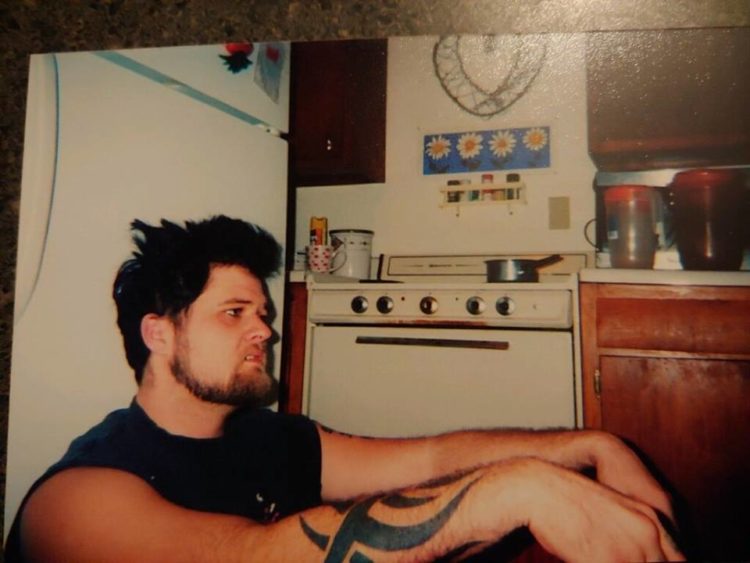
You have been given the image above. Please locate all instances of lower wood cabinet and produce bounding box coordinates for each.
[580,282,750,560]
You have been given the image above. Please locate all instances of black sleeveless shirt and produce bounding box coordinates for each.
[5,400,322,561]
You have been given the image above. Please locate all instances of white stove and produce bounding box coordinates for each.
[302,253,591,438]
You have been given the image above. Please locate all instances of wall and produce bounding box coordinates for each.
[295,33,596,258]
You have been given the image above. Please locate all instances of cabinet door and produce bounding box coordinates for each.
[581,282,750,560]
[288,39,386,186]
[598,356,750,560]
[587,28,750,171]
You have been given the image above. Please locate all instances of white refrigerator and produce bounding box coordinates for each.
[5,43,291,535]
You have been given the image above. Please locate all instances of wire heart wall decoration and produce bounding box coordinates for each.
[433,35,547,118]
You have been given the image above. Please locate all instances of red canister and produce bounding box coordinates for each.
[604,185,658,269]
[670,169,746,271]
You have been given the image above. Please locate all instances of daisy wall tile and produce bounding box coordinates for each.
[423,126,550,175]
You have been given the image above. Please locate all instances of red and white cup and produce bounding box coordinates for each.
[307,244,339,273]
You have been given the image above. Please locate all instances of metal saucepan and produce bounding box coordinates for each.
[485,254,563,282]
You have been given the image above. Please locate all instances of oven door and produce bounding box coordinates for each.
[304,325,575,438]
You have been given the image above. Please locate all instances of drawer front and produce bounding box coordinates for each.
[597,295,750,354]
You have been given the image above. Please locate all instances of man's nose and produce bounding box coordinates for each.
[244,316,272,342]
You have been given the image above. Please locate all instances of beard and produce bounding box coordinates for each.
[171,343,278,408]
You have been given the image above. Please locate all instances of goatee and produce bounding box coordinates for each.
[171,356,279,408]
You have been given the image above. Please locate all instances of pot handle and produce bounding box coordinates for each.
[533,254,563,268]
[583,218,597,248]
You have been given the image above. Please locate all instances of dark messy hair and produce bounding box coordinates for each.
[113,215,282,383]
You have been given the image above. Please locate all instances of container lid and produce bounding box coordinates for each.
[603,185,654,202]
[330,229,374,235]
[671,168,744,190]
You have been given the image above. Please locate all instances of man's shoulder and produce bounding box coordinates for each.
[36,402,158,486]
[59,406,136,461]
[3,406,141,562]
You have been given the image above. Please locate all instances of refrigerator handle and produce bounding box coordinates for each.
[14,54,59,321]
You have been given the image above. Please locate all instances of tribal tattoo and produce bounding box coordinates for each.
[300,473,481,562]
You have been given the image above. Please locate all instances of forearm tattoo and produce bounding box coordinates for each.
[300,472,481,562]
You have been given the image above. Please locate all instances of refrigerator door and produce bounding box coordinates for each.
[112,43,290,134]
[5,50,289,532]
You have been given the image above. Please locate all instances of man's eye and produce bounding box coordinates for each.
[226,308,243,318]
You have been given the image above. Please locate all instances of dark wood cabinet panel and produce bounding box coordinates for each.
[587,28,750,171]
[580,282,750,560]
[279,282,307,414]
[288,39,387,186]
[600,356,750,559]
[595,292,750,355]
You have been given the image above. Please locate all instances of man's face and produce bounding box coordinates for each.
[169,264,277,406]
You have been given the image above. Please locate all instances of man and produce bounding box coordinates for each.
[6,216,684,562]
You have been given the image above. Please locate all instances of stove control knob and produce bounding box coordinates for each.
[466,296,485,315]
[376,296,394,314]
[496,297,515,316]
[351,296,369,314]
[419,296,439,315]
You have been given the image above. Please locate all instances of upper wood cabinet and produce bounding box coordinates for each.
[586,28,750,171]
[287,39,387,187]
[580,282,750,560]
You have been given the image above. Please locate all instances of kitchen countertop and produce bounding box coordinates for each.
[294,268,750,287]
[580,268,750,287]
[288,270,307,283]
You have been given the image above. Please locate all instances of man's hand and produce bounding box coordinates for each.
[584,432,675,522]
[502,459,684,563]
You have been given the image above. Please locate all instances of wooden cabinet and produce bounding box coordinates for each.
[586,28,750,171]
[288,39,387,187]
[580,282,750,560]
[279,282,307,414]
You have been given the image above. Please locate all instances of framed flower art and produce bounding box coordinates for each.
[423,126,550,175]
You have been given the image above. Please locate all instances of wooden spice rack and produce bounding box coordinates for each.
[439,180,527,209]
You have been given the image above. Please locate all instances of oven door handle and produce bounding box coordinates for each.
[355,336,509,351]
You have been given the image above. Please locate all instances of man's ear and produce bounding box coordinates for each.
[140,314,174,355]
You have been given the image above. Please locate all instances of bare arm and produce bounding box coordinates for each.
[20,466,505,562]
[20,461,682,562]
[319,425,675,520]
